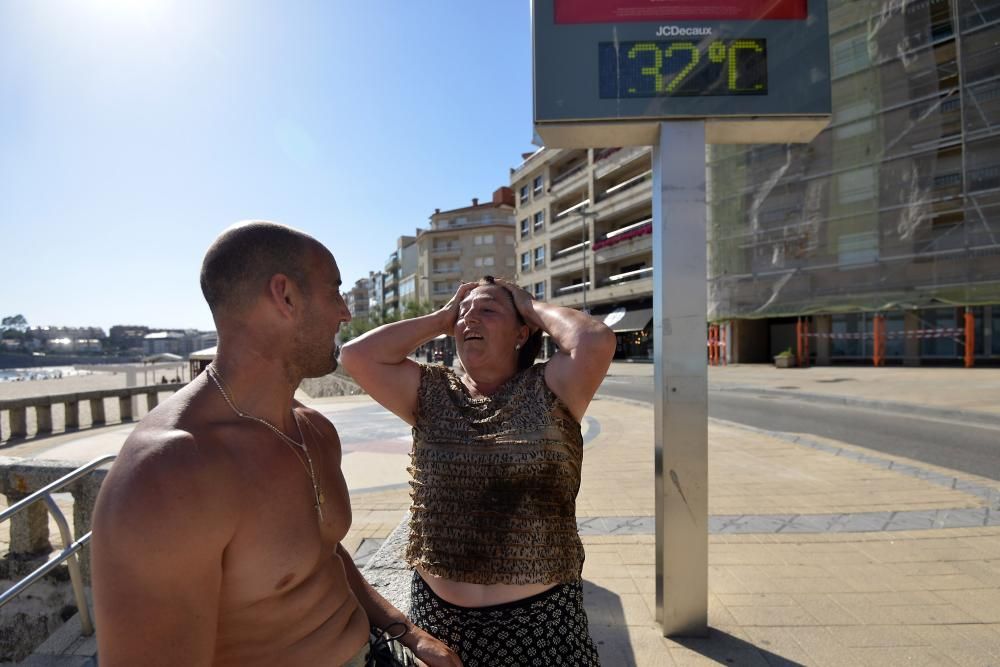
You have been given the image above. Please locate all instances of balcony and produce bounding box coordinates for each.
[593,219,653,265]
[551,199,592,234]
[384,253,400,272]
[594,146,650,180]
[549,158,588,195]
[554,282,590,296]
[599,266,652,287]
[589,275,655,306]
[431,244,462,257]
[432,266,461,276]
[593,173,652,219]
[597,169,652,203]
[550,242,589,271]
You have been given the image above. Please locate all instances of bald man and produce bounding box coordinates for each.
[92,222,460,666]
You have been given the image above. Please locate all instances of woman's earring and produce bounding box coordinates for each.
[515,344,522,350]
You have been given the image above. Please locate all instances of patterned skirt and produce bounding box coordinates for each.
[409,572,602,667]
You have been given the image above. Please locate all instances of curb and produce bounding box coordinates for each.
[708,384,1000,428]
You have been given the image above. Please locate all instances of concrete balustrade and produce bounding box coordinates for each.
[0,383,183,442]
[0,457,111,581]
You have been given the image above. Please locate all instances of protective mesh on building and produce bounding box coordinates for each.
[707,0,1000,321]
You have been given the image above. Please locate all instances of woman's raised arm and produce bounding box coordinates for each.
[339,282,476,425]
[496,279,616,422]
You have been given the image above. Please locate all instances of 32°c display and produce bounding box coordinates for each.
[598,39,768,98]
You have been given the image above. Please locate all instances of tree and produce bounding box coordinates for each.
[1,314,28,333]
[402,300,434,320]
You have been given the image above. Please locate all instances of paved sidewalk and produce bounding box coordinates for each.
[6,366,1000,665]
[355,387,1000,666]
[609,361,1000,422]
[572,397,1000,666]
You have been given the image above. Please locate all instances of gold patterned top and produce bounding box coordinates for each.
[406,362,586,585]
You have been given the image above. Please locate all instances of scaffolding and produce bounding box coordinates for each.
[707,0,1000,331]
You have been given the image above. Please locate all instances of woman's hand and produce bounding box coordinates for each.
[495,278,543,332]
[435,282,477,336]
[406,627,464,666]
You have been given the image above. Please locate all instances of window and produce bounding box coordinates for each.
[519,185,529,204]
[534,245,545,268]
[474,256,495,267]
[474,235,482,245]
[834,101,875,140]
[520,219,530,238]
[521,252,531,272]
[505,234,515,245]
[533,176,543,195]
[533,281,545,300]
[482,233,494,245]
[831,35,869,78]
[837,166,875,204]
[533,211,545,231]
[837,231,878,266]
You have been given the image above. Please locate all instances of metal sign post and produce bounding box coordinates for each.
[652,121,708,635]
[530,0,831,639]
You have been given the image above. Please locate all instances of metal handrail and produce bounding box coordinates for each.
[0,454,116,636]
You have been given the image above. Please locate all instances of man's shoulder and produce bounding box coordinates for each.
[295,402,340,438]
[100,411,241,529]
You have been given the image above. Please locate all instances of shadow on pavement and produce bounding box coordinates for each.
[581,580,637,666]
[673,627,807,667]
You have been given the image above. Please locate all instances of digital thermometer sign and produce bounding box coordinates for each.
[532,0,831,146]
[598,39,768,98]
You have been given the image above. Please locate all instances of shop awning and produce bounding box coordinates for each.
[596,307,653,333]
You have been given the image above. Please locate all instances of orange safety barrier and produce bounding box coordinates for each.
[800,309,977,368]
[707,323,728,366]
[795,318,810,368]
[720,325,727,366]
[872,314,886,367]
[965,309,975,369]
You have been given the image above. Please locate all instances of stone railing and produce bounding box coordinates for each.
[0,383,184,442]
[0,457,111,582]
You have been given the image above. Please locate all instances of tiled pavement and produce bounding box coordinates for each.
[347,389,1000,666]
[5,364,1000,665]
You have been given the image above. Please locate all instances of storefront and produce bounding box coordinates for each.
[591,301,653,360]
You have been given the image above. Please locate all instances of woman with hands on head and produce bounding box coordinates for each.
[340,276,616,667]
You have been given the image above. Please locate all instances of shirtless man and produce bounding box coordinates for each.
[91,222,461,666]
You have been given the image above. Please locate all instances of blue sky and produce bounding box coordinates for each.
[0,1,536,332]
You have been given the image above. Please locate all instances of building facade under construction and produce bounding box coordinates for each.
[512,0,999,365]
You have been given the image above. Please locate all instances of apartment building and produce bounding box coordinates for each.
[514,0,1000,365]
[382,235,417,317]
[512,147,657,359]
[344,277,370,321]
[414,187,518,309]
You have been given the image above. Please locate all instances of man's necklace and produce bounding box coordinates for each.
[206,364,325,521]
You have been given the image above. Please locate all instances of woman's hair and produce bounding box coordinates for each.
[478,276,544,370]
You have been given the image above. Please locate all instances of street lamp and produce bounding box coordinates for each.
[577,205,598,313]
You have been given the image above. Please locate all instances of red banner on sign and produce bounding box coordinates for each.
[554,0,807,23]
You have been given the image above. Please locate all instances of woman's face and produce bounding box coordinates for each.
[454,285,526,372]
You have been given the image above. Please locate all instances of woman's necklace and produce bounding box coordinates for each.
[205,364,325,521]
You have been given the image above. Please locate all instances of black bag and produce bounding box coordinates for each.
[367,623,416,667]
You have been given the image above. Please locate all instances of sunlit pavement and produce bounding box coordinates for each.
[5,367,1000,665]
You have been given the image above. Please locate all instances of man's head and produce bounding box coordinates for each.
[201,221,318,318]
[200,221,350,377]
